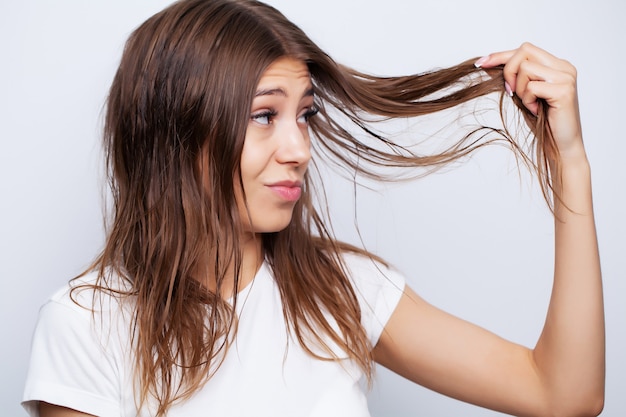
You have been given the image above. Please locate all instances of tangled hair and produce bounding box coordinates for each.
[77,0,559,415]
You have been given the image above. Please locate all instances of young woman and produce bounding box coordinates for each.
[22,0,604,416]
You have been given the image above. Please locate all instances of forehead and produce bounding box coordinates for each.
[257,57,311,89]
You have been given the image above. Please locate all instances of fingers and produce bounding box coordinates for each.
[475,42,577,115]
[474,49,515,68]
[514,59,575,115]
[476,43,583,159]
[475,42,572,72]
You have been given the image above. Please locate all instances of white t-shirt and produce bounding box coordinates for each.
[22,253,405,417]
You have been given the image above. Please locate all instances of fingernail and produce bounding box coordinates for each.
[504,81,514,97]
[474,55,489,68]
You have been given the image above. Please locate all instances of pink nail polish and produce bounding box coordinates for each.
[474,56,489,68]
[504,82,514,97]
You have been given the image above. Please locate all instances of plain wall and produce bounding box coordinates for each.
[1,1,624,416]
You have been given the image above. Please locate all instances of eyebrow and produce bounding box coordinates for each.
[254,87,315,98]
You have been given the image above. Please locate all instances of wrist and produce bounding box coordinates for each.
[549,137,589,173]
[551,152,592,214]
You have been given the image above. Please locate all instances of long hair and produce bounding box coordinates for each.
[80,0,558,415]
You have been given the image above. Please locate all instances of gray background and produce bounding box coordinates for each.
[1,1,624,416]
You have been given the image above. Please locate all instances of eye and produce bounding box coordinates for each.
[297,106,319,124]
[251,109,277,126]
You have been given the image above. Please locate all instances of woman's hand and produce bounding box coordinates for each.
[475,42,585,162]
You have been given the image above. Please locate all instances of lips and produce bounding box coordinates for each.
[266,180,302,202]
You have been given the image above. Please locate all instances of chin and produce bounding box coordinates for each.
[251,217,293,234]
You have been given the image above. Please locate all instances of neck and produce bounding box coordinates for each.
[201,232,264,298]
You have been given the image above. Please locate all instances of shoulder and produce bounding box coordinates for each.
[32,269,135,349]
[43,269,133,319]
[339,251,406,345]
[340,251,405,291]
[23,270,134,417]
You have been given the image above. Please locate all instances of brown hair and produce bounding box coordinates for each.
[80,0,558,415]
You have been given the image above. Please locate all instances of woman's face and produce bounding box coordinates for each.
[237,57,315,233]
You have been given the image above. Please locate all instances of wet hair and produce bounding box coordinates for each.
[79,0,557,414]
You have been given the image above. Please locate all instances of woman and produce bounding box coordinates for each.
[22,0,604,416]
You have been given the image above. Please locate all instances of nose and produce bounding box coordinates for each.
[275,121,311,166]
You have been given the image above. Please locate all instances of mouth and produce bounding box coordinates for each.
[266,180,302,202]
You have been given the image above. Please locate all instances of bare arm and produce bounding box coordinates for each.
[39,402,95,417]
[374,43,604,417]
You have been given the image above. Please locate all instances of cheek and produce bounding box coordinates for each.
[238,155,261,201]
[239,135,270,181]
[236,151,266,230]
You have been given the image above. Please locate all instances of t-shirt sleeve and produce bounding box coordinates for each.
[344,254,406,347]
[22,294,123,417]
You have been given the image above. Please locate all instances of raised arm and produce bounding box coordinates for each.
[373,43,604,417]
